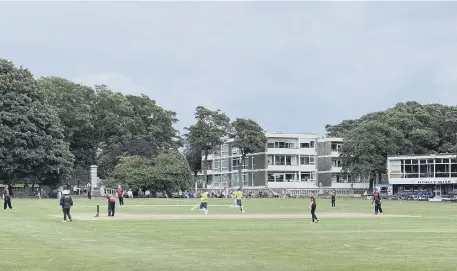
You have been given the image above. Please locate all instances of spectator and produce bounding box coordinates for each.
[145,190,151,198]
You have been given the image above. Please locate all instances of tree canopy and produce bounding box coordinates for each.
[326,101,457,188]
[0,60,74,186]
[185,106,231,185]
[0,58,186,192]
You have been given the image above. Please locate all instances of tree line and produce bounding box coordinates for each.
[3,58,454,193]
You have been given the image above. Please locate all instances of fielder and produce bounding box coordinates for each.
[230,187,245,213]
[3,185,12,210]
[199,189,208,216]
[309,194,319,224]
[60,190,73,222]
[107,194,116,217]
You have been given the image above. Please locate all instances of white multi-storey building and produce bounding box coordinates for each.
[200,132,370,190]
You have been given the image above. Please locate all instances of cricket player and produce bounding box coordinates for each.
[60,190,73,222]
[230,188,245,213]
[309,194,319,224]
[331,190,336,208]
[107,194,116,217]
[3,185,12,210]
[199,189,208,216]
[372,189,383,215]
[116,185,124,207]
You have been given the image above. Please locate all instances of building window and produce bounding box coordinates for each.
[285,173,295,182]
[221,174,229,186]
[404,185,411,192]
[268,174,275,182]
[206,161,213,170]
[331,143,342,152]
[300,155,315,165]
[273,155,294,165]
[419,159,434,178]
[300,141,314,148]
[301,172,315,182]
[221,159,229,172]
[268,155,274,165]
[435,158,450,178]
[213,160,221,172]
[402,159,419,178]
[273,173,284,182]
[221,145,229,157]
[451,158,457,178]
[275,155,285,165]
[332,159,342,167]
[232,157,247,171]
[331,173,343,183]
[270,141,295,148]
[232,147,240,155]
[389,160,403,178]
[213,175,221,184]
[285,156,292,166]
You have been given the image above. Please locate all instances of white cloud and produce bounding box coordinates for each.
[1,2,457,134]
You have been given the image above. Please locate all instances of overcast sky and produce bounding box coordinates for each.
[1,2,456,135]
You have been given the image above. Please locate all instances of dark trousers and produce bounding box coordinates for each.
[3,197,12,210]
[62,208,72,221]
[88,192,92,199]
[374,201,383,214]
[119,197,124,206]
[331,198,336,207]
[108,203,115,216]
[311,204,318,222]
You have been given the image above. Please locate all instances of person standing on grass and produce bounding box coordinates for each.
[372,189,383,215]
[107,194,116,217]
[116,185,124,207]
[199,189,208,216]
[230,187,245,213]
[308,194,319,224]
[60,190,73,222]
[87,183,92,199]
[3,185,12,210]
[331,190,336,208]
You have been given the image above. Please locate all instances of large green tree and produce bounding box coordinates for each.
[93,87,180,178]
[0,59,74,186]
[37,77,97,184]
[229,118,267,188]
[105,150,194,195]
[339,121,405,189]
[185,106,231,186]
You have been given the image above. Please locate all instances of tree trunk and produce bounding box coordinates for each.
[238,154,246,189]
[203,151,208,189]
[369,172,375,191]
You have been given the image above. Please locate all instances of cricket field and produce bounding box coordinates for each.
[1,198,456,271]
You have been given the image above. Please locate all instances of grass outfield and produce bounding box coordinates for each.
[1,198,456,271]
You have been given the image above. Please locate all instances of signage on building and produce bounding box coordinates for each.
[389,178,457,185]
[416,180,454,184]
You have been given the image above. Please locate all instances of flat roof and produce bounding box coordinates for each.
[388,154,457,160]
[266,132,318,138]
[317,137,343,142]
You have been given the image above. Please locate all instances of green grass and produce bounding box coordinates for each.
[1,197,457,271]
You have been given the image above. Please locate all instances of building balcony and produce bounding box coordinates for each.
[267,165,316,172]
[267,148,316,155]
